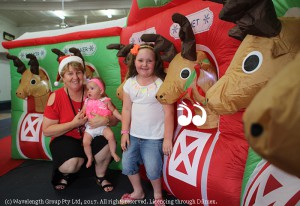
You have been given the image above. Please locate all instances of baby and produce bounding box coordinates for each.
[82,77,121,167]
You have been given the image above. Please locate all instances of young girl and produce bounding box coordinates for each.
[82,77,121,168]
[120,44,174,206]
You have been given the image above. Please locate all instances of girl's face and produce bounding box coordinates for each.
[62,65,84,91]
[134,48,155,78]
[87,81,102,100]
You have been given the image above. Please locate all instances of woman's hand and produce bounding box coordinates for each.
[163,139,173,156]
[121,134,130,151]
[72,110,88,128]
[88,112,108,129]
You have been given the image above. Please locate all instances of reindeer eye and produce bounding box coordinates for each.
[180,68,191,79]
[30,79,36,85]
[242,51,263,74]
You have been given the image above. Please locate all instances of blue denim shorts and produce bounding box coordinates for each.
[122,135,163,180]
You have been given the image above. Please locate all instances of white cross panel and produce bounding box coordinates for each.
[169,129,211,186]
[20,113,43,142]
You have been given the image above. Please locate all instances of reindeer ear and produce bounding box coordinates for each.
[271,38,290,58]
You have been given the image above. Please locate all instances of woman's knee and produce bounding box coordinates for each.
[59,157,84,173]
[94,145,111,163]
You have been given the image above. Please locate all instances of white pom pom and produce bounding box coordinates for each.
[54,81,59,86]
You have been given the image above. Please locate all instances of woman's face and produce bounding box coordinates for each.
[135,48,155,78]
[62,64,84,91]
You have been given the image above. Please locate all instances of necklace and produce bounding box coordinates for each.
[67,87,85,137]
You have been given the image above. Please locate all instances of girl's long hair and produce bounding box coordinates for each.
[127,44,166,80]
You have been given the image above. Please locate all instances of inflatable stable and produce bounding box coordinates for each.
[3,0,300,205]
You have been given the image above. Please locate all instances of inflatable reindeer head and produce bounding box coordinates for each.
[243,52,300,177]
[143,13,218,129]
[7,53,50,113]
[154,13,218,106]
[106,43,134,100]
[206,0,300,114]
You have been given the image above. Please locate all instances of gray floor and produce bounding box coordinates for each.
[0,109,11,139]
[0,109,186,206]
[0,160,174,206]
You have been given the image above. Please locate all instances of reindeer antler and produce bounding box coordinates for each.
[217,0,281,40]
[107,43,134,65]
[6,54,26,74]
[51,48,65,61]
[26,54,39,75]
[172,13,197,61]
[69,47,85,67]
[141,34,177,62]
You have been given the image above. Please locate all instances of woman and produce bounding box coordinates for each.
[42,55,119,191]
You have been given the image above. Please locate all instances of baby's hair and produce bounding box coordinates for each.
[127,43,166,80]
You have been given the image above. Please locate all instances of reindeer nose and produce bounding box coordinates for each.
[250,123,263,137]
[156,95,164,99]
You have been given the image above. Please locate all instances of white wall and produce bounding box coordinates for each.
[0,15,20,52]
[0,53,11,102]
[0,16,40,103]
[0,16,18,102]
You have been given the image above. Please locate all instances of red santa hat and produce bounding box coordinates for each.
[54,55,84,86]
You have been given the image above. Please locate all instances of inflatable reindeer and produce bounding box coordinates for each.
[106,43,134,100]
[7,53,52,160]
[152,13,219,129]
[243,52,300,177]
[7,53,50,113]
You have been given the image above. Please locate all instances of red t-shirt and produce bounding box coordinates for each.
[44,87,83,140]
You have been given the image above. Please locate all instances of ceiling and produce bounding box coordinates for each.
[0,0,132,30]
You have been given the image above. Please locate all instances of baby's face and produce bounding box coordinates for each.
[87,81,102,99]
